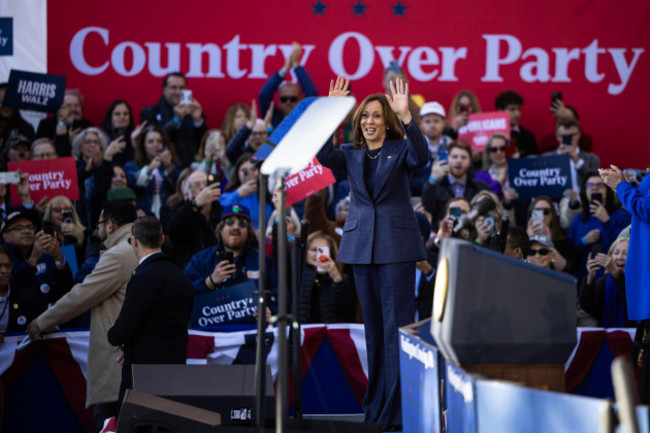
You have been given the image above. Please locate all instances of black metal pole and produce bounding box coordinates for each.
[254,173,268,430]
[275,173,289,433]
[290,236,302,419]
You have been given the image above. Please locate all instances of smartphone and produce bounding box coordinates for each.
[591,192,603,204]
[437,149,448,161]
[42,221,55,237]
[590,243,603,257]
[561,134,572,145]
[316,246,330,273]
[482,212,496,233]
[62,210,74,224]
[505,139,517,158]
[551,91,563,104]
[112,127,126,137]
[180,89,193,105]
[531,209,544,226]
[207,173,217,186]
[449,207,462,218]
[221,251,234,264]
[0,171,20,184]
[459,104,469,113]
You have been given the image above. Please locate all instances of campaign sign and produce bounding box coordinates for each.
[285,157,335,206]
[454,111,510,150]
[399,327,441,433]
[508,154,571,199]
[191,280,257,327]
[0,18,13,55]
[443,359,477,433]
[8,157,79,206]
[252,142,275,160]
[2,70,66,113]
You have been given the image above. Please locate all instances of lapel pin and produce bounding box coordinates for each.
[387,155,392,159]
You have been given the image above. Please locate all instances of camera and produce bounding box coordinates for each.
[62,210,74,224]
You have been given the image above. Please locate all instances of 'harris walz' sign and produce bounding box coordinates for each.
[508,154,571,199]
[191,280,258,327]
[2,70,66,113]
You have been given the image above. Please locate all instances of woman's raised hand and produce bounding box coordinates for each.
[387,78,411,124]
[329,76,350,97]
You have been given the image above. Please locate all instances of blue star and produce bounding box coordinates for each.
[351,0,368,16]
[391,0,409,17]
[311,0,328,15]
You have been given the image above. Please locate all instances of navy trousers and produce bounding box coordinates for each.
[354,262,415,426]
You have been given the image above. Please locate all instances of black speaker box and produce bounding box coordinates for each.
[132,364,274,425]
[117,389,221,433]
[430,238,577,365]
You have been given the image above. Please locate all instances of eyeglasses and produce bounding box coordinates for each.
[250,131,268,137]
[527,248,551,256]
[280,96,299,103]
[33,152,57,160]
[96,219,107,229]
[488,146,506,153]
[586,182,605,190]
[5,224,34,233]
[533,208,551,215]
[224,218,248,228]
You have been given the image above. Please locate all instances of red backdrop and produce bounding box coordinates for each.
[47,0,650,167]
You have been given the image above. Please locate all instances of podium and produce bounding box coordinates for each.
[430,238,577,391]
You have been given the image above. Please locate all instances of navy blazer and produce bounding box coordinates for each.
[316,121,428,264]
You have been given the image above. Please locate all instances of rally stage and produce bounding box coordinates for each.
[1,324,645,432]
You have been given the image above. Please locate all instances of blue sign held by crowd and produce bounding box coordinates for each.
[190,280,258,327]
[0,18,13,55]
[2,69,66,113]
[508,154,571,199]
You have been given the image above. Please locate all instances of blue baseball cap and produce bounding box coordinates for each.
[221,204,251,222]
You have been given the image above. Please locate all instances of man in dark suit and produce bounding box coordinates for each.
[140,72,207,167]
[107,215,194,408]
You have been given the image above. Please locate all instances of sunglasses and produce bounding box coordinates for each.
[488,146,506,153]
[527,248,551,256]
[224,218,248,228]
[533,208,551,215]
[280,96,299,103]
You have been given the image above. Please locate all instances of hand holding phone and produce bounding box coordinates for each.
[0,171,21,184]
[180,89,193,105]
[316,246,330,273]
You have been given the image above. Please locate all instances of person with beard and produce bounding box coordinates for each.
[184,205,277,316]
[421,140,491,231]
[27,200,138,432]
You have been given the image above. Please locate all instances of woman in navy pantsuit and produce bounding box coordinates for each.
[317,76,428,429]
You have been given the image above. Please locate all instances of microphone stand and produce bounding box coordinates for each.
[254,172,269,431]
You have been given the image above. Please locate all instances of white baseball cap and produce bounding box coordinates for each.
[419,101,446,118]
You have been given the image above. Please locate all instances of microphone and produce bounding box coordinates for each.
[453,197,496,234]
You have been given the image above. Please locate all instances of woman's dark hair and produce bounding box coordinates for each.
[579,170,619,222]
[133,125,181,167]
[224,152,254,193]
[527,196,565,243]
[352,94,404,149]
[100,99,135,134]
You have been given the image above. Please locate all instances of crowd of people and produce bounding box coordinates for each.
[0,42,648,431]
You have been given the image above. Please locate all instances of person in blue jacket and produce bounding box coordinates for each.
[568,170,630,284]
[317,76,428,430]
[258,42,317,128]
[184,205,277,316]
[601,166,649,321]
